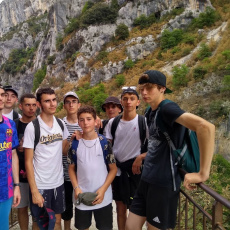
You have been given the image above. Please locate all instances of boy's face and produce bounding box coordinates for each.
[0,88,6,111]
[38,93,57,115]
[19,98,37,118]
[121,93,140,112]
[139,84,164,104]
[78,112,97,133]
[104,103,121,119]
[4,90,18,109]
[63,96,80,115]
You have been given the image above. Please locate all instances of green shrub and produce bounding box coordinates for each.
[161,29,184,50]
[32,65,47,92]
[193,66,207,79]
[124,59,134,69]
[82,1,94,14]
[64,18,80,35]
[222,75,230,92]
[96,51,108,61]
[183,34,195,45]
[191,7,220,29]
[209,100,230,118]
[93,92,108,113]
[221,50,230,60]
[81,3,118,25]
[133,13,156,29]
[115,74,125,87]
[56,34,64,51]
[115,24,129,40]
[172,64,189,88]
[47,55,56,65]
[197,43,212,60]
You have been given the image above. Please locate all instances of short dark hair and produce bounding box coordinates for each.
[0,84,4,92]
[19,93,36,104]
[36,88,55,103]
[77,106,96,120]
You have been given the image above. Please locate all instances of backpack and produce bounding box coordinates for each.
[71,134,109,166]
[99,119,109,135]
[155,99,200,174]
[32,117,64,150]
[111,114,148,153]
[13,110,19,120]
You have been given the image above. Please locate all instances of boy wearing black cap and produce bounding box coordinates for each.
[105,87,148,230]
[3,85,21,120]
[99,96,123,135]
[126,70,215,230]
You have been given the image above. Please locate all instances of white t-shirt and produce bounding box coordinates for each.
[73,138,112,210]
[23,115,69,189]
[105,115,141,163]
[3,110,22,120]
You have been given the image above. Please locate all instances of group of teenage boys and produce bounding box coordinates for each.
[0,69,215,230]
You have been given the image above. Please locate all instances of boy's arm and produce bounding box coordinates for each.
[12,149,21,207]
[175,112,215,190]
[93,162,117,205]
[25,148,44,207]
[132,152,147,175]
[68,164,82,198]
[62,139,70,155]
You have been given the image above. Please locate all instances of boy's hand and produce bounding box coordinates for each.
[93,187,105,205]
[32,191,44,207]
[74,187,82,199]
[73,130,83,140]
[95,116,102,129]
[183,172,205,190]
[132,156,142,175]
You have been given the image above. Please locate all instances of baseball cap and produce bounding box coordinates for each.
[101,96,123,113]
[63,91,79,102]
[3,85,18,97]
[138,70,172,93]
[121,86,139,99]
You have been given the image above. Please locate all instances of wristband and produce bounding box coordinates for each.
[73,185,79,191]
[14,183,20,187]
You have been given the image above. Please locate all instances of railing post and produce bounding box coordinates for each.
[212,201,223,229]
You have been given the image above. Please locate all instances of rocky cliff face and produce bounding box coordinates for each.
[0,0,212,94]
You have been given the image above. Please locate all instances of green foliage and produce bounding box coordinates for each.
[133,13,156,29]
[183,34,195,45]
[209,100,230,117]
[221,50,230,60]
[193,66,207,79]
[96,51,108,61]
[222,75,230,92]
[47,55,56,65]
[82,1,94,14]
[56,34,64,51]
[56,102,64,113]
[197,43,212,60]
[78,83,108,113]
[3,47,36,75]
[115,24,129,40]
[191,7,220,29]
[115,74,125,87]
[81,3,118,26]
[161,29,184,50]
[124,59,134,69]
[32,65,47,92]
[64,18,80,35]
[172,64,189,88]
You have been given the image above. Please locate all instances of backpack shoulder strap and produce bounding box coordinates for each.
[98,134,108,164]
[71,139,80,165]
[32,118,40,150]
[99,119,109,135]
[138,115,146,145]
[55,117,64,131]
[111,114,122,144]
[14,118,20,138]
[13,110,19,120]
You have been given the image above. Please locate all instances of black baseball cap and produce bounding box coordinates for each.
[121,87,139,99]
[102,96,123,113]
[138,70,172,93]
[3,85,18,97]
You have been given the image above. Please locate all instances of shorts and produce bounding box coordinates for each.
[16,182,30,208]
[30,183,66,217]
[75,203,113,230]
[61,180,73,220]
[112,174,141,205]
[0,197,13,230]
[130,180,179,230]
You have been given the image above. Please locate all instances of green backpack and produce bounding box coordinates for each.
[155,99,200,174]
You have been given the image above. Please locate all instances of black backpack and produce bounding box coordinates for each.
[13,110,19,120]
[111,114,148,153]
[32,117,64,150]
[99,119,110,135]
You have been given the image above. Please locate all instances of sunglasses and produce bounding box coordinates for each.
[122,86,137,90]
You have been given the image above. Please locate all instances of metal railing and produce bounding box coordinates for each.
[177,171,230,229]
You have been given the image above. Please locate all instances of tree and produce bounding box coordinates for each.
[115,24,129,40]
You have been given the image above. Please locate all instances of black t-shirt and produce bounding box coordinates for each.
[141,101,185,188]
[16,120,29,183]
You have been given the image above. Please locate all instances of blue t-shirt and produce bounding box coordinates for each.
[0,116,19,202]
[141,101,185,189]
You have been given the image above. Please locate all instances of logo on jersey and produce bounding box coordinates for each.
[6,129,13,137]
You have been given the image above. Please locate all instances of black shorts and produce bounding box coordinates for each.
[30,183,66,217]
[130,180,179,230]
[61,180,73,220]
[75,203,113,230]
